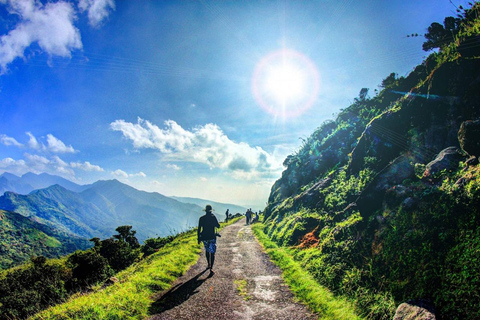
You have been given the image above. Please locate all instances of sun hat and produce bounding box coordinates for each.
[203,204,214,212]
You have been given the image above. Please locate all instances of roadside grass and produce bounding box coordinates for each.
[251,223,364,320]
[31,217,242,320]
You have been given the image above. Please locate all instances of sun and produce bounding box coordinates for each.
[265,63,305,103]
[252,49,320,119]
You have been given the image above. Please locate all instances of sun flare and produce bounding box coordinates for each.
[252,49,320,119]
[265,63,305,103]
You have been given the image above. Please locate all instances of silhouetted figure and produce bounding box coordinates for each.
[198,204,220,274]
[225,209,229,222]
[245,209,252,225]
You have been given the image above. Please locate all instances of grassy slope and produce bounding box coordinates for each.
[252,223,363,320]
[31,217,241,320]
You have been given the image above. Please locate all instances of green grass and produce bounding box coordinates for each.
[252,223,364,320]
[30,217,242,320]
[234,279,251,300]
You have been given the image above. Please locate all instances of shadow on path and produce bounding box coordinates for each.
[149,269,210,315]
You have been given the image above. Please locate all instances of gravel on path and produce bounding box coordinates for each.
[148,218,317,320]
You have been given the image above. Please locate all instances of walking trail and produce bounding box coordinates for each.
[148,218,317,320]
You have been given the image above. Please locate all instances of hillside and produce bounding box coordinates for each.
[261,5,480,320]
[0,209,91,269]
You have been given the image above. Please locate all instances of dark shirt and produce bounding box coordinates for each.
[198,212,220,241]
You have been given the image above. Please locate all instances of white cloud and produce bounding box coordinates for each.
[0,157,28,174]
[78,0,115,27]
[0,134,23,147]
[46,134,76,153]
[110,118,282,180]
[111,169,145,179]
[111,169,128,178]
[70,161,104,172]
[23,132,76,154]
[166,163,181,171]
[0,0,82,73]
[132,171,146,178]
[26,132,42,150]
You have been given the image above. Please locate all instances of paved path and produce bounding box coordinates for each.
[148,218,317,320]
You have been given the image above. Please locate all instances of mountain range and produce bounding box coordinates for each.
[0,172,244,268]
[0,172,88,195]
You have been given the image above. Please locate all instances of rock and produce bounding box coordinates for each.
[423,147,466,178]
[401,197,416,209]
[458,120,480,156]
[393,299,436,320]
[102,276,119,288]
[466,155,479,167]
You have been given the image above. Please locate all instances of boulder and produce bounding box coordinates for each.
[458,120,480,156]
[393,299,436,320]
[423,147,466,178]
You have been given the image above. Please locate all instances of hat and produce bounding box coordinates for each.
[203,204,214,212]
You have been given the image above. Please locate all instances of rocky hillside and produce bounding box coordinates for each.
[262,5,480,320]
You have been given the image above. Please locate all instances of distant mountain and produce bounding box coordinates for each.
[0,180,205,242]
[0,209,91,269]
[0,172,88,195]
[171,196,248,219]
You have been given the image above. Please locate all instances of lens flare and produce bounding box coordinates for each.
[252,49,320,119]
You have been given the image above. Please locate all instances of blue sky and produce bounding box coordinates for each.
[0,0,465,208]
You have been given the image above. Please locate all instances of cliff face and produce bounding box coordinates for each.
[263,27,480,320]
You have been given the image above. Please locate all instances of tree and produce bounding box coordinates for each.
[380,72,397,89]
[99,238,139,272]
[113,225,140,249]
[422,17,461,51]
[67,250,113,288]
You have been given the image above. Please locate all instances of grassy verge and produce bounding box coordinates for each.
[31,217,241,320]
[251,223,364,320]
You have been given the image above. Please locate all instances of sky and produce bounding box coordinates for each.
[0,0,467,208]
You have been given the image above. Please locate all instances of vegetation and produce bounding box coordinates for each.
[0,217,241,319]
[0,225,141,319]
[260,3,480,319]
[0,210,91,270]
[253,223,363,320]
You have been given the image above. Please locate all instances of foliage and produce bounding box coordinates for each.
[0,225,141,319]
[141,235,175,257]
[0,210,91,270]
[0,256,69,319]
[66,250,113,289]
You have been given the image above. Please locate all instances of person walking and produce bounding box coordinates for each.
[198,204,220,273]
[245,209,252,225]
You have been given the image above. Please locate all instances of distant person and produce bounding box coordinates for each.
[245,209,252,225]
[225,209,229,222]
[198,204,220,273]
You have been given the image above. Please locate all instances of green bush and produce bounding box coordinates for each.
[67,250,113,289]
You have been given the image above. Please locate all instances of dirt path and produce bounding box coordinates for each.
[148,218,317,320]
